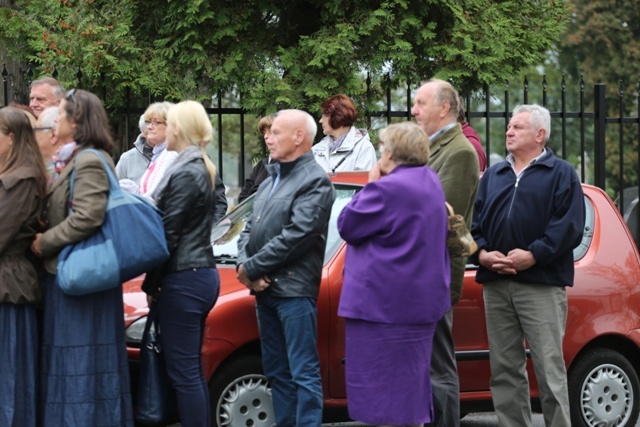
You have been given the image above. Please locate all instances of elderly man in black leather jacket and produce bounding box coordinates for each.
[237,109,335,427]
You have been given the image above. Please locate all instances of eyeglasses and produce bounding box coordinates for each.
[66,88,76,103]
[144,120,166,127]
[34,126,54,132]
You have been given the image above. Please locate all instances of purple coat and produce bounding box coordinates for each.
[337,165,451,324]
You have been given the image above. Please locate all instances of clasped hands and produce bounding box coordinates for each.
[236,264,270,292]
[478,248,536,275]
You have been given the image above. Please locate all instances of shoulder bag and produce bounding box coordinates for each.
[57,149,170,296]
[135,306,178,425]
[445,202,478,258]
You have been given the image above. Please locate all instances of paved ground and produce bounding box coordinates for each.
[323,413,545,426]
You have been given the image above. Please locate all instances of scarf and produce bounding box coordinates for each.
[328,131,349,154]
[150,146,204,201]
[52,141,80,175]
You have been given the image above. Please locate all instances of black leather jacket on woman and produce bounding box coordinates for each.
[142,156,216,295]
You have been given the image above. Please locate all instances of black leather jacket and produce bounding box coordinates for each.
[237,151,335,298]
[143,156,216,295]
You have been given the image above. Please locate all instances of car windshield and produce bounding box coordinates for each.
[211,184,361,265]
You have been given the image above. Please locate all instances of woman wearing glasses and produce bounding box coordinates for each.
[137,102,178,197]
[0,107,48,427]
[31,89,134,426]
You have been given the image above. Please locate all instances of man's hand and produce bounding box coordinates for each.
[237,264,252,288]
[250,277,271,293]
[478,249,517,275]
[506,248,536,271]
[237,265,271,292]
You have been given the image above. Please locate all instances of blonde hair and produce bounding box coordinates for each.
[258,114,276,136]
[167,100,217,187]
[379,122,430,165]
[144,101,174,122]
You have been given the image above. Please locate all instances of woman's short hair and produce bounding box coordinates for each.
[167,100,217,186]
[379,122,430,166]
[144,101,173,122]
[258,114,277,136]
[64,89,115,153]
[321,94,358,129]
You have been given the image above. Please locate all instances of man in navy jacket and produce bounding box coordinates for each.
[471,104,585,427]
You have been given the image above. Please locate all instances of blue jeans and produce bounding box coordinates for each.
[256,293,323,427]
[157,268,220,427]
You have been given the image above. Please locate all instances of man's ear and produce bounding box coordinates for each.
[295,128,304,146]
[440,101,451,119]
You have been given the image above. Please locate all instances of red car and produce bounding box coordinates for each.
[124,172,640,427]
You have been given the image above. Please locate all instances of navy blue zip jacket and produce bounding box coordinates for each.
[470,148,585,287]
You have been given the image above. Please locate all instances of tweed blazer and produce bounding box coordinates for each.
[39,148,114,274]
[428,123,479,304]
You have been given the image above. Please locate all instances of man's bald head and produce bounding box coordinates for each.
[266,109,317,162]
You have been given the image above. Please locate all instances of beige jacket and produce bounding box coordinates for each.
[428,123,479,304]
[40,148,114,274]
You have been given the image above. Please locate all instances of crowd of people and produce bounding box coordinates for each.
[0,75,584,427]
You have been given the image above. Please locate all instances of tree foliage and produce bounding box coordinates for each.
[1,0,568,114]
[558,0,640,194]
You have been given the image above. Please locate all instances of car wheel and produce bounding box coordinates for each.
[568,348,640,427]
[209,355,275,427]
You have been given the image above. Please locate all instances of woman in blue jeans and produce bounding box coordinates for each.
[142,100,220,427]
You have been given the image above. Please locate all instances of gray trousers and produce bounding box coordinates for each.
[483,280,570,427]
[428,307,460,427]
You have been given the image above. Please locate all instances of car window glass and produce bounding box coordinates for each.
[573,196,594,261]
[211,184,360,265]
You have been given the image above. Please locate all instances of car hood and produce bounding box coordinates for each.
[123,266,245,327]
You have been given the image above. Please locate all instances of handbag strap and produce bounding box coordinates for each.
[445,201,455,217]
[68,149,123,214]
[144,304,162,351]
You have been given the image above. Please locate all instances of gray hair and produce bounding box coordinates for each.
[138,114,147,132]
[427,78,460,120]
[37,106,59,128]
[513,104,551,143]
[31,77,65,101]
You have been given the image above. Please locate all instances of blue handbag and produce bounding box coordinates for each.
[57,149,170,296]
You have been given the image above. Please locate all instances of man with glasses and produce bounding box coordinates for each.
[34,106,60,179]
[29,77,65,119]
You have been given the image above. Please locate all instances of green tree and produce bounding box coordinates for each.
[1,0,568,113]
[558,0,640,195]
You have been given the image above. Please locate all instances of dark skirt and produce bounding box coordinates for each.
[345,318,437,425]
[0,303,38,427]
[40,273,133,427]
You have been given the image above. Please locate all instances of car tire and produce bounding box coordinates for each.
[568,348,640,427]
[209,355,275,427]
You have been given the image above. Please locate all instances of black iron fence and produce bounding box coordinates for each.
[3,63,640,211]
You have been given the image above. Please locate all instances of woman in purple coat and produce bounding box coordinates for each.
[338,121,451,427]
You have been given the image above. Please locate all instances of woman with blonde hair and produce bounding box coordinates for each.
[137,101,176,197]
[142,100,220,427]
